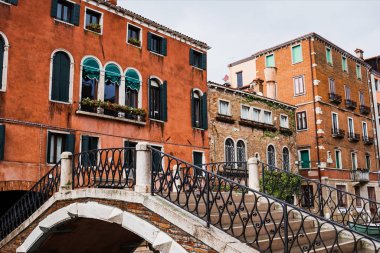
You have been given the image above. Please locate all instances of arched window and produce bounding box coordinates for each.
[125,69,140,108]
[0,33,9,92]
[51,51,71,102]
[225,138,235,162]
[104,63,121,103]
[192,91,201,128]
[236,140,246,162]
[282,147,290,171]
[81,57,100,100]
[149,78,167,121]
[267,145,275,167]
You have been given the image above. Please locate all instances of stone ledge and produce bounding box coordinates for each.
[76,110,146,126]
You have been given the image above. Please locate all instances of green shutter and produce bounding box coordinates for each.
[191,89,195,127]
[52,54,60,100]
[266,54,275,67]
[292,45,302,64]
[160,81,167,121]
[72,4,81,26]
[0,38,4,90]
[326,48,332,64]
[201,53,207,70]
[10,0,18,5]
[201,92,208,130]
[161,37,167,56]
[300,150,310,169]
[81,135,90,152]
[147,32,152,51]
[0,125,5,160]
[336,151,340,168]
[65,133,75,153]
[189,49,194,66]
[90,137,98,150]
[148,79,153,118]
[52,52,70,102]
[46,132,52,163]
[51,0,58,18]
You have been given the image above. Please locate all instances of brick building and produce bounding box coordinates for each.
[207,81,297,172]
[0,0,209,211]
[228,33,378,200]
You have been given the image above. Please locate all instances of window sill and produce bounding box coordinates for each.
[296,128,308,132]
[149,118,165,124]
[191,66,205,71]
[291,61,303,65]
[0,1,11,6]
[127,41,142,49]
[76,110,146,126]
[49,99,72,105]
[84,28,102,35]
[293,93,306,97]
[53,18,75,27]
[192,127,205,131]
[149,51,165,57]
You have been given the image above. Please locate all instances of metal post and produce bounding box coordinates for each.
[283,203,289,253]
[60,152,73,191]
[206,172,210,228]
[317,183,324,217]
[262,163,266,193]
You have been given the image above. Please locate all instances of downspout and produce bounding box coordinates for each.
[308,37,322,182]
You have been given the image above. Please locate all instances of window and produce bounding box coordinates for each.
[337,185,347,207]
[225,138,235,162]
[104,64,121,104]
[267,145,276,167]
[359,92,365,106]
[299,149,310,169]
[292,45,303,64]
[81,135,99,166]
[265,54,275,67]
[124,141,137,179]
[351,152,357,170]
[335,150,342,169]
[47,132,75,164]
[280,115,289,128]
[356,64,362,80]
[342,56,348,72]
[193,151,203,176]
[148,32,167,56]
[365,154,371,170]
[375,79,379,91]
[51,0,80,26]
[241,105,250,120]
[344,85,351,100]
[125,69,140,108]
[149,79,167,121]
[0,125,4,160]
[328,78,335,94]
[51,51,71,103]
[252,108,260,122]
[354,186,361,207]
[263,111,272,124]
[296,111,307,130]
[151,145,162,174]
[190,49,206,70]
[85,9,102,33]
[191,90,207,129]
[293,76,305,96]
[362,122,368,139]
[301,185,314,207]
[0,34,9,91]
[236,71,243,87]
[326,47,333,65]
[282,147,290,171]
[1,0,17,5]
[127,24,141,47]
[81,57,100,101]
[348,117,354,135]
[236,140,246,162]
[218,100,230,116]
[332,112,339,132]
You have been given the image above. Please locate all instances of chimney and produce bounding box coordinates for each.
[264,67,277,99]
[355,48,364,60]
[107,0,118,6]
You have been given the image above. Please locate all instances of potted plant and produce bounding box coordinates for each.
[86,23,101,33]
[128,38,141,47]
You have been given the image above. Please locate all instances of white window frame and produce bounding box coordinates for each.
[47,130,70,165]
[335,149,342,169]
[84,7,104,35]
[291,44,303,64]
[124,67,143,108]
[218,99,231,116]
[328,78,335,94]
[240,104,250,120]
[252,107,261,122]
[293,75,305,96]
[341,55,348,73]
[359,91,365,106]
[332,112,339,130]
[296,111,308,131]
[263,110,273,124]
[326,46,333,65]
[362,121,368,138]
[0,32,9,92]
[79,55,103,102]
[356,64,362,80]
[347,117,354,134]
[280,114,289,128]
[365,154,371,170]
[351,152,358,170]
[126,23,143,48]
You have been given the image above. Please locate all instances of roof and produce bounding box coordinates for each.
[207,81,297,110]
[93,0,211,50]
[228,32,370,68]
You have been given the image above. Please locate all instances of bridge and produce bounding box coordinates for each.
[0,143,380,252]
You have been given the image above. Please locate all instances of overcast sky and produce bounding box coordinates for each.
[119,0,380,82]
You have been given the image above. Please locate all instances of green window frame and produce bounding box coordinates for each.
[335,150,341,169]
[292,45,303,64]
[342,56,348,72]
[149,79,167,121]
[356,64,362,80]
[189,49,206,70]
[51,0,80,26]
[51,51,71,102]
[299,149,310,169]
[147,32,167,56]
[265,54,275,67]
[326,47,333,65]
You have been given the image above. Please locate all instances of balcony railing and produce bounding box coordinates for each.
[331,128,345,138]
[216,114,235,124]
[360,105,371,115]
[351,169,370,183]
[363,136,375,145]
[328,93,342,104]
[345,99,357,110]
[348,132,360,142]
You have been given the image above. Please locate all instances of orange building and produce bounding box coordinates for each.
[228,33,378,199]
[0,0,210,211]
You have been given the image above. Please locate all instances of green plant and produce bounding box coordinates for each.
[128,38,141,47]
[86,23,101,33]
[80,98,147,117]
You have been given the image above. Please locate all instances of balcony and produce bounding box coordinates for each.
[328,93,342,104]
[363,136,374,145]
[359,105,370,115]
[216,114,235,124]
[331,128,345,139]
[351,169,369,183]
[348,132,360,142]
[279,127,293,136]
[239,118,277,132]
[345,99,357,110]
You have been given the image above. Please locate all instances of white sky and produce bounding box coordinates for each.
[119,0,380,82]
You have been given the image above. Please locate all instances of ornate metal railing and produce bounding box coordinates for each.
[150,148,380,252]
[0,162,61,240]
[329,93,342,104]
[72,148,136,189]
[201,162,248,186]
[260,161,380,239]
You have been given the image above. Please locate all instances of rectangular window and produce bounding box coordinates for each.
[344,85,351,100]
[326,47,333,65]
[356,64,362,80]
[375,79,379,91]
[218,100,230,116]
[362,121,368,138]
[148,32,167,56]
[296,111,307,130]
[252,108,260,122]
[337,185,347,207]
[294,76,305,96]
[351,152,357,170]
[359,92,365,106]
[265,54,275,67]
[151,145,162,174]
[127,24,141,47]
[236,71,243,87]
[280,115,289,128]
[342,56,348,72]
[0,125,4,160]
[328,78,335,93]
[299,149,310,169]
[354,186,361,207]
[263,111,272,124]
[56,0,73,23]
[241,105,250,119]
[149,80,167,121]
[366,155,371,170]
[47,132,67,164]
[332,113,338,131]
[85,9,102,33]
[193,151,203,177]
[348,117,354,134]
[301,185,314,207]
[335,150,342,169]
[292,45,303,64]
[190,49,206,70]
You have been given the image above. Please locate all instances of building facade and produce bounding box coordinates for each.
[0,0,209,211]
[208,81,297,172]
[228,33,378,200]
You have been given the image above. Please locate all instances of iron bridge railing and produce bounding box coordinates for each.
[201,161,248,186]
[150,148,380,252]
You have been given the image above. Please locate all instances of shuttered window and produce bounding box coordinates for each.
[342,56,348,72]
[191,90,208,130]
[51,0,80,26]
[0,37,4,90]
[0,125,5,160]
[47,131,75,164]
[190,49,207,70]
[326,47,333,65]
[296,111,307,130]
[81,135,98,166]
[149,79,167,121]
[265,54,275,67]
[51,51,70,102]
[293,76,305,96]
[292,45,303,64]
[147,32,167,56]
[81,57,100,100]
[356,64,362,80]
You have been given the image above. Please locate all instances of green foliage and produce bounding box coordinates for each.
[86,23,101,33]
[128,38,141,47]
[81,98,146,117]
[263,130,279,138]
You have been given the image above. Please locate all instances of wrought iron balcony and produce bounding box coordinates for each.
[359,105,370,115]
[351,169,370,183]
[363,136,374,145]
[331,128,345,138]
[345,99,357,110]
[328,93,342,104]
[348,132,360,142]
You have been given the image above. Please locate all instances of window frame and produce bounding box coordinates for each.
[328,78,335,94]
[124,67,142,108]
[265,53,275,67]
[236,71,243,88]
[296,111,308,131]
[56,0,74,24]
[335,149,342,169]
[356,64,362,80]
[148,32,165,56]
[0,32,9,92]
[240,104,250,120]
[344,85,351,100]
[347,117,355,135]
[282,146,290,171]
[280,114,289,128]
[365,154,371,170]
[362,121,368,139]
[224,138,235,163]
[46,130,70,165]
[332,112,339,131]
[351,152,358,171]
[298,149,311,169]
[326,47,333,65]
[341,55,348,73]
[126,23,142,48]
[293,75,305,96]
[218,99,231,116]
[84,7,103,35]
[267,144,276,167]
[263,110,273,125]
[236,139,247,163]
[79,55,102,102]
[291,44,303,64]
